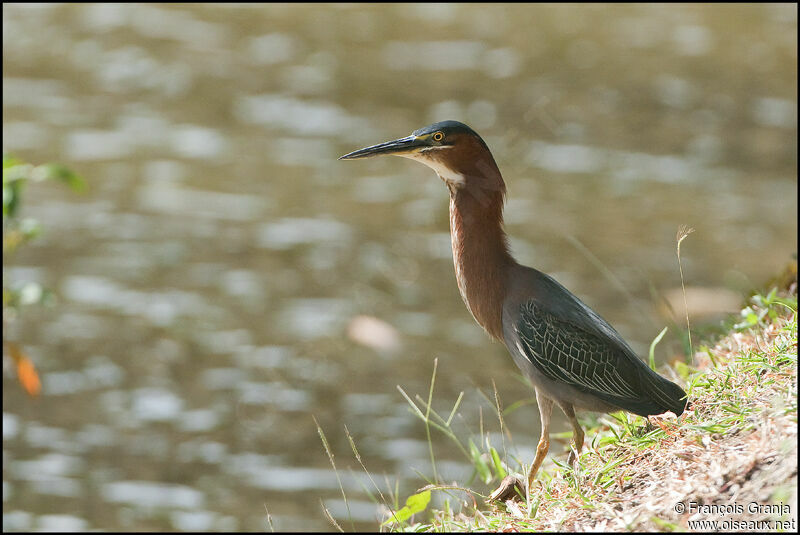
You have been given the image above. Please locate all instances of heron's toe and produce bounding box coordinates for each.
[487,474,525,502]
[567,449,577,466]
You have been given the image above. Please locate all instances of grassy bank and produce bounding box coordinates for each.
[367,285,797,532]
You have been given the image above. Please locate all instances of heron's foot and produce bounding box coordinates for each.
[567,438,585,467]
[487,474,525,502]
[567,448,578,466]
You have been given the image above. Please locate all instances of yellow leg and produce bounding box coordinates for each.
[488,390,553,502]
[527,434,550,489]
[527,391,553,491]
[561,403,585,465]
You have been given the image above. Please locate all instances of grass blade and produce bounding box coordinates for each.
[648,326,668,371]
[313,416,354,532]
[425,358,439,484]
[344,425,390,507]
[446,391,464,426]
[676,225,695,364]
[490,446,507,479]
[320,499,344,532]
[263,503,274,533]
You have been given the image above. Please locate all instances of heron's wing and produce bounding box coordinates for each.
[513,273,686,416]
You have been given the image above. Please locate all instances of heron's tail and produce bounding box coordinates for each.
[639,368,688,416]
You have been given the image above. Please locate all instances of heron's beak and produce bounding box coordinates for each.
[338,135,427,160]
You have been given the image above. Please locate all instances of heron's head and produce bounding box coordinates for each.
[339,120,503,195]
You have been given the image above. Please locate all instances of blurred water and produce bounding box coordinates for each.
[2,3,797,532]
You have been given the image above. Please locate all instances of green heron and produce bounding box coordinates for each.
[340,120,687,499]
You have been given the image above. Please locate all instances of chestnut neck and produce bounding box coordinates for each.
[448,183,516,341]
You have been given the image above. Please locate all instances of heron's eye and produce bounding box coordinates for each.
[432,132,444,142]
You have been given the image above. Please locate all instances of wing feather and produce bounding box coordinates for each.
[515,300,679,415]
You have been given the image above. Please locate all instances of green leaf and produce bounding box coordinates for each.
[673,360,691,380]
[381,490,431,526]
[468,439,491,484]
[490,446,506,479]
[734,307,759,330]
[3,179,24,219]
[648,326,668,371]
[3,184,13,218]
[763,287,778,305]
[3,154,25,170]
[3,162,33,185]
[34,163,87,191]
[701,345,719,367]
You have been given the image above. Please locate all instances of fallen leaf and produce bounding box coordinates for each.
[6,342,41,396]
